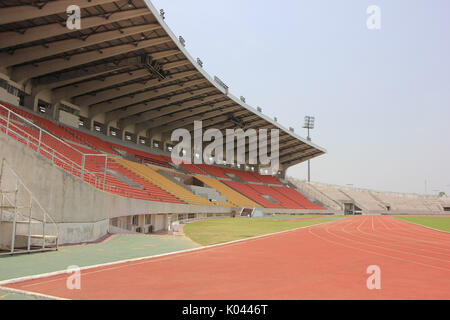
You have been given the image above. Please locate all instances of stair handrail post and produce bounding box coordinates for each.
[42,202,47,249]
[103,156,107,191]
[0,159,5,227]
[5,109,10,135]
[0,158,5,188]
[27,197,32,251]
[81,154,86,181]
[10,179,19,254]
[37,128,42,154]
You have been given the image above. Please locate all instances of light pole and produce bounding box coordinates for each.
[303,116,315,182]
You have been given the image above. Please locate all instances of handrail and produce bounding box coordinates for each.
[0,104,148,198]
[1,159,58,231]
[0,158,59,253]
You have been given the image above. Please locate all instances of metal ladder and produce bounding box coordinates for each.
[0,159,58,255]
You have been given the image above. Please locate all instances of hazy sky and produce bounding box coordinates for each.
[150,0,450,195]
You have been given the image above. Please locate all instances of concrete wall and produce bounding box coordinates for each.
[0,133,234,244]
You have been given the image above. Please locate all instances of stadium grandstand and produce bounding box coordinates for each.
[0,0,448,256]
[0,0,329,253]
[290,178,450,215]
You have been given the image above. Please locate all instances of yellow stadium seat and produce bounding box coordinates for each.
[112,158,222,207]
[195,176,261,208]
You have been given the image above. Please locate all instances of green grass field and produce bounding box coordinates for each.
[395,216,450,232]
[183,216,340,246]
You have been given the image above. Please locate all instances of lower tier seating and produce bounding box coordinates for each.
[112,158,214,206]
[222,180,284,208]
[195,176,261,208]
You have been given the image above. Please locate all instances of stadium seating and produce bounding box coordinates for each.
[178,162,208,175]
[248,184,304,209]
[64,126,119,155]
[111,143,172,168]
[252,172,281,185]
[270,185,324,210]
[195,176,261,208]
[112,158,214,206]
[195,164,229,179]
[108,159,184,203]
[222,180,284,208]
[1,102,326,210]
[223,167,261,182]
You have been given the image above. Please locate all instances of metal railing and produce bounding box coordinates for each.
[0,104,147,199]
[0,158,58,255]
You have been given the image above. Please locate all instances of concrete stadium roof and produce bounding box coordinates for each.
[0,0,326,168]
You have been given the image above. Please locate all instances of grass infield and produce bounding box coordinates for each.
[395,216,450,232]
[183,216,339,246]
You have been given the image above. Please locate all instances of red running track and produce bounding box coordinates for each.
[4,216,450,299]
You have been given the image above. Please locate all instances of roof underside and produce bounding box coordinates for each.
[0,0,326,168]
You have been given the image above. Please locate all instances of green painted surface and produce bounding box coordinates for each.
[395,216,450,232]
[183,216,341,246]
[0,289,45,300]
[0,234,199,283]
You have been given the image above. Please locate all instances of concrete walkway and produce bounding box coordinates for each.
[0,233,199,299]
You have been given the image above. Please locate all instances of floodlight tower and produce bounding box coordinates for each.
[303,116,315,182]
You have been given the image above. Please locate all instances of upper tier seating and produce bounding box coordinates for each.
[1,102,328,210]
[108,159,183,203]
[178,162,208,175]
[195,164,229,178]
[113,158,215,206]
[63,127,118,155]
[110,143,172,168]
[222,167,261,182]
[223,180,284,208]
[248,184,305,209]
[251,172,281,184]
[195,176,261,208]
[270,185,324,210]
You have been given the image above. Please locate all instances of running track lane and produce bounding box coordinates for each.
[4,216,450,299]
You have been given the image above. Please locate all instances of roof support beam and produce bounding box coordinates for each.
[279,144,311,157]
[0,8,150,50]
[92,81,211,119]
[1,24,162,67]
[280,149,320,163]
[53,69,149,100]
[153,104,240,134]
[103,87,217,122]
[11,36,172,83]
[55,59,187,101]
[180,109,250,134]
[130,95,226,130]
[282,151,324,168]
[75,70,198,106]
[33,55,144,86]
[33,67,129,93]
[246,134,296,155]
[0,0,118,25]
[198,111,254,132]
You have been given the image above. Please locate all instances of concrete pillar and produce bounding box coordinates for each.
[23,93,37,112]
